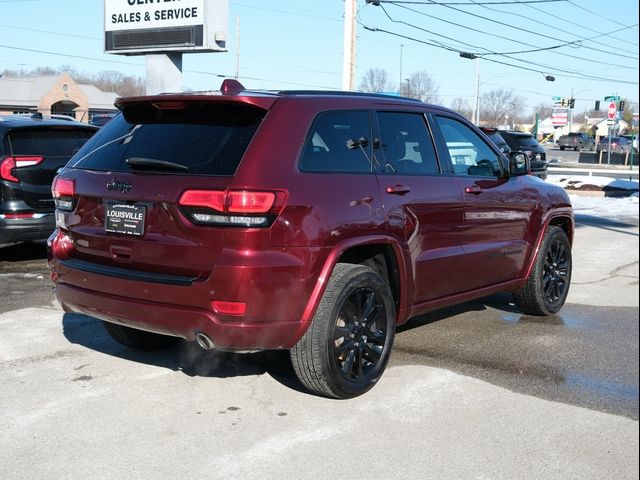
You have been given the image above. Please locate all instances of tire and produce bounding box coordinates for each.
[574,146,580,151]
[514,226,572,316]
[290,263,395,399]
[560,146,565,151]
[103,322,179,351]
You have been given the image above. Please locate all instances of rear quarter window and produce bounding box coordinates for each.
[70,105,265,176]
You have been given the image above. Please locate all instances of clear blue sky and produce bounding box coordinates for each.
[0,0,638,116]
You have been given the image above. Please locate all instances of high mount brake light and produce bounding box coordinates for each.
[178,189,285,227]
[52,177,76,211]
[0,156,44,182]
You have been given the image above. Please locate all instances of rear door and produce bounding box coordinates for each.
[432,114,536,291]
[5,126,96,211]
[62,102,267,279]
[374,109,465,303]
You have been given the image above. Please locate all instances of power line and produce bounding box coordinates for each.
[368,0,565,4]
[0,44,338,90]
[359,20,639,85]
[388,2,639,65]
[566,0,635,29]
[511,0,639,50]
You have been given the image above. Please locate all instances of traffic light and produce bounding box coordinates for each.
[560,98,567,107]
[619,100,625,111]
[595,100,600,111]
[569,98,575,109]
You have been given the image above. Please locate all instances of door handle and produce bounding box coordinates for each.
[385,185,411,195]
[464,185,483,195]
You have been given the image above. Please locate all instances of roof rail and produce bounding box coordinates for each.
[276,90,423,103]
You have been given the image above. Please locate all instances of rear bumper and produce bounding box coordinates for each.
[55,282,304,350]
[0,213,55,244]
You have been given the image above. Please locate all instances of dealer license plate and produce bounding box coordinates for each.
[105,202,146,236]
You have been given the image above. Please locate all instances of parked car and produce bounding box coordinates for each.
[479,127,511,155]
[498,130,548,180]
[620,134,638,152]
[89,113,117,128]
[0,116,98,245]
[49,81,574,398]
[596,136,631,154]
[557,132,596,151]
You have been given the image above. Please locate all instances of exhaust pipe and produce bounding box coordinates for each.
[195,332,215,351]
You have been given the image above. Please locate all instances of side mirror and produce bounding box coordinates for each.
[509,152,530,176]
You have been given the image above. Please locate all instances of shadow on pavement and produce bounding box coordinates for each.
[575,214,639,235]
[62,312,306,394]
[0,241,48,262]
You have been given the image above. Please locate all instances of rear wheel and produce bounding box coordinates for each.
[514,226,572,316]
[560,146,565,151]
[290,263,395,399]
[103,322,179,351]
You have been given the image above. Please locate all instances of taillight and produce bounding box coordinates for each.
[52,176,76,211]
[178,189,286,227]
[0,156,44,182]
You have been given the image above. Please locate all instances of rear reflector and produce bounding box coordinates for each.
[0,156,44,182]
[212,300,247,316]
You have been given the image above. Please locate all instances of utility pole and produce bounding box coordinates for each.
[342,0,356,91]
[235,14,240,80]
[399,44,404,95]
[472,59,480,124]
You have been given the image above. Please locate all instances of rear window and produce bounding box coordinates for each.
[70,104,265,176]
[504,134,539,149]
[7,128,96,158]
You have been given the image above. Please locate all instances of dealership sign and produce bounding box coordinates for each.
[552,108,568,126]
[104,0,228,55]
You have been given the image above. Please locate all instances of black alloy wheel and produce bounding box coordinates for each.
[542,238,570,307]
[290,263,395,399]
[332,286,387,382]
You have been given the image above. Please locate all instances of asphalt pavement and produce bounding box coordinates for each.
[0,212,638,479]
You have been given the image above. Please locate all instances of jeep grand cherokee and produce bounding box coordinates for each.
[49,81,574,398]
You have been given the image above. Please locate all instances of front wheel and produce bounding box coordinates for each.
[514,226,572,316]
[290,263,396,399]
[560,146,565,151]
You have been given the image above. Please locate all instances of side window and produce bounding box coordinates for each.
[435,116,503,177]
[299,111,373,173]
[377,112,439,175]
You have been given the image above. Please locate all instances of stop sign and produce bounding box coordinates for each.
[607,101,617,120]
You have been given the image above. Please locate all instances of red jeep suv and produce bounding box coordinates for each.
[49,81,573,398]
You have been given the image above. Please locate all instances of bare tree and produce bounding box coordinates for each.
[450,97,473,119]
[533,103,554,120]
[404,70,440,103]
[1,66,145,97]
[359,67,392,93]
[480,88,524,126]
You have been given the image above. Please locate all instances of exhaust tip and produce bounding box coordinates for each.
[195,332,215,351]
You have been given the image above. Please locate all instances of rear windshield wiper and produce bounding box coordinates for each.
[125,157,189,172]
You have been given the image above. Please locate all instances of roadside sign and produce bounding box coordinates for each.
[552,96,562,101]
[607,102,617,120]
[552,108,568,126]
[604,95,621,101]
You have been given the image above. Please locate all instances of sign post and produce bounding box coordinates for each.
[607,102,617,165]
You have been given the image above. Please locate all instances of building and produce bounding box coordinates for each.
[0,72,118,123]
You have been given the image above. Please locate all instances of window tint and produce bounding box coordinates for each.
[299,111,373,173]
[8,128,96,159]
[435,116,502,177]
[377,112,439,175]
[71,105,265,176]
[503,134,539,149]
